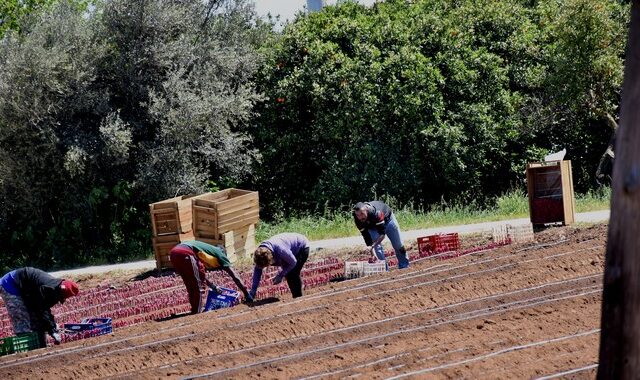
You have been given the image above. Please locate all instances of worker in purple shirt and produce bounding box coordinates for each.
[249,233,310,299]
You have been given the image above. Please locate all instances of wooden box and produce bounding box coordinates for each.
[151,231,194,270]
[192,188,260,239]
[150,188,259,269]
[222,224,256,262]
[149,195,196,236]
[526,160,575,225]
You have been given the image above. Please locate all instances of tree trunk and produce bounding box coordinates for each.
[598,1,640,378]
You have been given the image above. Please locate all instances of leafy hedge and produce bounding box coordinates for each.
[0,0,628,271]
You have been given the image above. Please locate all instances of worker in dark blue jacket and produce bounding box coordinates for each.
[353,201,410,269]
[0,267,79,347]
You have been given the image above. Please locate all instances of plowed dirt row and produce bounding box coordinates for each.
[0,225,607,379]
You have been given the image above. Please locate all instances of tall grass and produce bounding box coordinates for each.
[255,188,611,242]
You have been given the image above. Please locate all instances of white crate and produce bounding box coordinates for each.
[345,261,386,279]
[509,223,535,244]
[492,225,511,245]
[492,223,535,245]
[363,262,386,276]
[344,261,365,279]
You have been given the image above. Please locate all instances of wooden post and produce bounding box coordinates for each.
[598,2,640,378]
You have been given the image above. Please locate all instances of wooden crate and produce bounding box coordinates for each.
[150,188,259,269]
[526,160,575,225]
[192,188,260,238]
[223,224,256,261]
[194,224,256,263]
[149,195,197,236]
[151,231,194,270]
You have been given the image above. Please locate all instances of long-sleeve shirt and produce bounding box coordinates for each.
[353,201,393,245]
[179,240,232,268]
[2,267,64,334]
[251,233,309,294]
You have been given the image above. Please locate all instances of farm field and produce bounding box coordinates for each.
[0,224,606,379]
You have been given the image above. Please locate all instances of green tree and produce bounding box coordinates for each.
[0,0,270,271]
[533,0,628,188]
[252,0,539,214]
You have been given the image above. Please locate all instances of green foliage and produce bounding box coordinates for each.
[0,0,270,271]
[251,0,627,215]
[0,0,626,271]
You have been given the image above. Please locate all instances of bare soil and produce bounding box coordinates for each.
[0,224,606,379]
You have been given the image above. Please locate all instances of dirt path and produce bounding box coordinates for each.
[0,225,606,379]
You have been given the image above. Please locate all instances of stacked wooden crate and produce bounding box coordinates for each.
[149,195,197,270]
[192,188,260,263]
[150,189,260,270]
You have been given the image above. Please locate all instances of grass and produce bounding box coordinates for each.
[256,188,611,242]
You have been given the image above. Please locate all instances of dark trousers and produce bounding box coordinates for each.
[285,247,309,298]
[170,249,206,314]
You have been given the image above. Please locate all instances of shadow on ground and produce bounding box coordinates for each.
[249,297,280,307]
[131,268,175,282]
[155,312,191,322]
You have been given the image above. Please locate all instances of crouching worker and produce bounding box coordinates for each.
[0,267,80,347]
[353,201,410,269]
[170,240,252,314]
[250,233,310,300]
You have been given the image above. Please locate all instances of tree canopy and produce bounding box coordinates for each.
[0,0,629,271]
[251,0,628,214]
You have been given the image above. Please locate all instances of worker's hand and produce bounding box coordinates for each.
[51,332,62,345]
[272,275,283,285]
[209,285,221,294]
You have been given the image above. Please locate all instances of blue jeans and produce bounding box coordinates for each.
[368,214,410,269]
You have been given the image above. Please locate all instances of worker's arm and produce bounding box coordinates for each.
[222,266,252,301]
[250,266,263,299]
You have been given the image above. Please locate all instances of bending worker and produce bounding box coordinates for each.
[0,267,80,347]
[170,240,252,314]
[250,233,310,299]
[352,201,410,269]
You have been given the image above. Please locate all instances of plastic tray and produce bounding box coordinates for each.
[204,287,239,312]
[64,317,113,336]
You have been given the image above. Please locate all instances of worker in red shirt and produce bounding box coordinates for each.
[170,240,252,314]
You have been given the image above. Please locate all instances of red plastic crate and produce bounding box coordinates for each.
[417,233,460,256]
